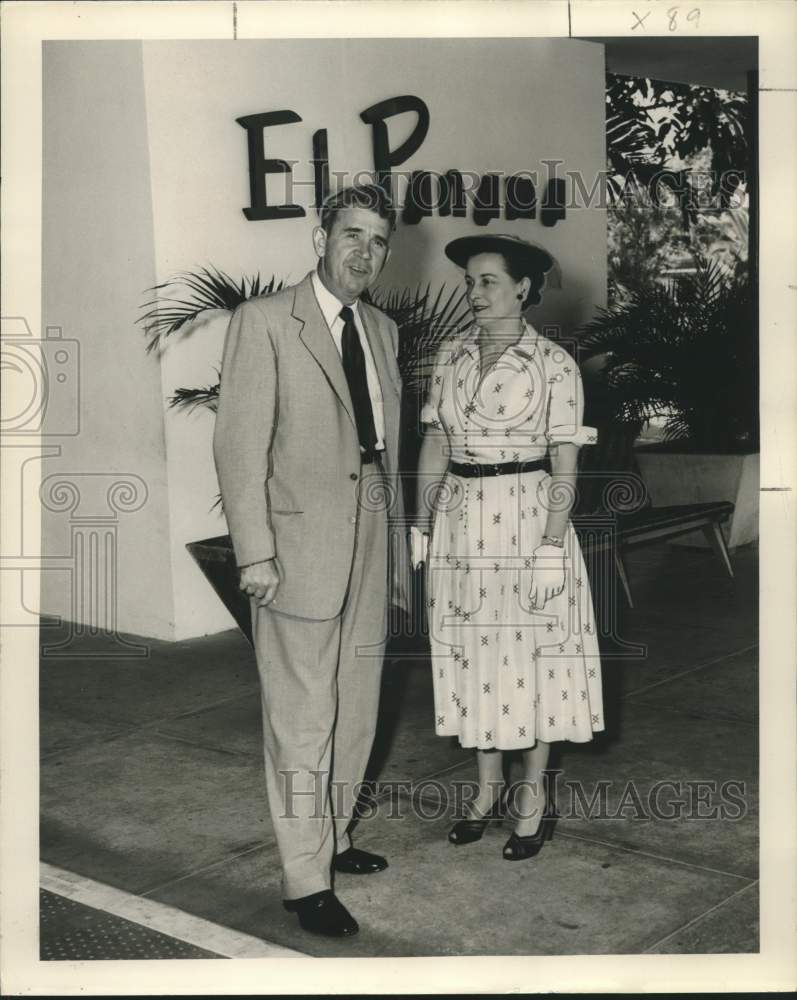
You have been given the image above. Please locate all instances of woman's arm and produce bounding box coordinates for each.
[415,430,450,531]
[529,442,580,610]
[542,442,580,542]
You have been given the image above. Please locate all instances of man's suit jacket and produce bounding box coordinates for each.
[213,272,405,621]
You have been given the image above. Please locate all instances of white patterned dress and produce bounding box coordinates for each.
[421,322,605,750]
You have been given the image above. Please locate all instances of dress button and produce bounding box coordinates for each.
[350,473,358,481]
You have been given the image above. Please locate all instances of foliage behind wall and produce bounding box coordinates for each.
[605,73,750,305]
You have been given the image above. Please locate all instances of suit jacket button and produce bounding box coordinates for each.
[350,516,357,524]
[350,473,358,481]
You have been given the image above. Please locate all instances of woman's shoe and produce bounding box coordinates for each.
[502,814,556,860]
[503,778,558,860]
[448,794,506,846]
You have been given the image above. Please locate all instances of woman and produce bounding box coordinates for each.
[415,233,604,860]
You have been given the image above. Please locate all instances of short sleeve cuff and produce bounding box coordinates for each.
[420,403,441,426]
[547,424,598,447]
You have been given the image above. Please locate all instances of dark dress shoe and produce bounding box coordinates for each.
[282,890,359,937]
[448,793,506,846]
[333,846,388,874]
[503,785,559,860]
[502,815,556,860]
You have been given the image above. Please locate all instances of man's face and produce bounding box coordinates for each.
[313,206,392,303]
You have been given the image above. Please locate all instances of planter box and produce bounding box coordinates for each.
[635,450,759,550]
[186,535,253,646]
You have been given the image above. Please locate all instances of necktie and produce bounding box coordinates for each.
[339,305,377,454]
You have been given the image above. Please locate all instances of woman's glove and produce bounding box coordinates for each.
[529,543,567,610]
[409,526,429,569]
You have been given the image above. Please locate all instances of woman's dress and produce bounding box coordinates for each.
[421,322,605,750]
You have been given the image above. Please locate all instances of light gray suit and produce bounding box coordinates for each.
[213,272,405,897]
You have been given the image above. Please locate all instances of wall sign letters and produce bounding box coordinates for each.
[237,96,567,227]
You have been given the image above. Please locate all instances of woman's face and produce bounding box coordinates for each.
[464,253,528,328]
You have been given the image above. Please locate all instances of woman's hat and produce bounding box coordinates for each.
[444,233,561,289]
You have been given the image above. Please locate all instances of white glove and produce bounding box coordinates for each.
[409,526,429,569]
[529,543,567,610]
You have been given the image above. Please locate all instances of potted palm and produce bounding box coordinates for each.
[578,255,758,549]
[139,268,469,640]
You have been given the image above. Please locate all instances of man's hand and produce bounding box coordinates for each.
[409,526,429,569]
[240,559,280,606]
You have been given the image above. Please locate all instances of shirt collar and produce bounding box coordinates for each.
[454,319,538,359]
[311,269,360,330]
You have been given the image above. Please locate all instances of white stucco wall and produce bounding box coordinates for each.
[41,41,176,641]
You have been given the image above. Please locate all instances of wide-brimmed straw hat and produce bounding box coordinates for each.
[444,233,561,289]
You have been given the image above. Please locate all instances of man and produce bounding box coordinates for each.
[213,184,403,938]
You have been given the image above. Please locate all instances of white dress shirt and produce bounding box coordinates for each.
[311,270,386,451]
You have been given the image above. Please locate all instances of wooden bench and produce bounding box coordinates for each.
[571,416,735,609]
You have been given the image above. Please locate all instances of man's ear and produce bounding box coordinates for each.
[312,225,327,259]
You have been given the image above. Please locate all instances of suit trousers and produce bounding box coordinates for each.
[251,472,388,900]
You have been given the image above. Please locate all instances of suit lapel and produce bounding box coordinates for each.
[293,273,356,430]
[360,302,402,471]
[359,302,401,400]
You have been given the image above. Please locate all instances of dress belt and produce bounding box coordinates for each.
[448,458,549,479]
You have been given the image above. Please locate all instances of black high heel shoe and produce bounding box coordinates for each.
[448,792,506,846]
[503,783,559,861]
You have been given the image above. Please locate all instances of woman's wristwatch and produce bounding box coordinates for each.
[541,534,565,547]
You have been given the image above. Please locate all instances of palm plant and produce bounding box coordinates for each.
[138,268,470,414]
[364,284,471,392]
[579,255,757,453]
[139,267,285,354]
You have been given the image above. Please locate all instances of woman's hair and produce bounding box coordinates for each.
[498,248,548,310]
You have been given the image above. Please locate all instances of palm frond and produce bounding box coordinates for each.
[579,254,756,450]
[138,266,284,352]
[169,383,220,413]
[367,282,471,390]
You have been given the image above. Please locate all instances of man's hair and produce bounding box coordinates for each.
[319,183,396,235]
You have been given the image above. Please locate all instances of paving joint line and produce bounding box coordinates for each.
[642,879,759,953]
[40,724,140,761]
[146,728,262,761]
[622,643,758,701]
[140,841,278,898]
[134,685,261,730]
[550,829,757,883]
